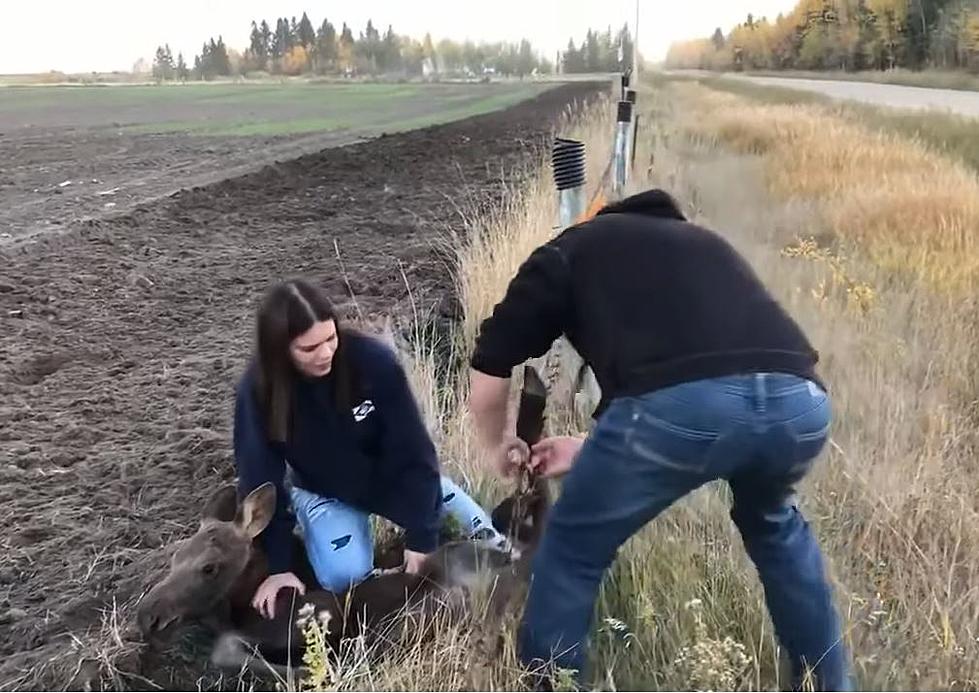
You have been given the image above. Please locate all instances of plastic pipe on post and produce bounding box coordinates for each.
[552,137,587,228]
[613,100,633,196]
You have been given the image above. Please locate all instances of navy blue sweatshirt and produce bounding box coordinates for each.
[471,189,822,416]
[233,332,442,575]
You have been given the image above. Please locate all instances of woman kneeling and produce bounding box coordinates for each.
[233,278,505,618]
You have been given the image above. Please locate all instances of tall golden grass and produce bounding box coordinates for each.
[625,78,979,690]
[675,83,979,293]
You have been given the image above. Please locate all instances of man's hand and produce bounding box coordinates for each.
[403,548,432,575]
[251,572,306,620]
[494,434,531,479]
[530,435,585,478]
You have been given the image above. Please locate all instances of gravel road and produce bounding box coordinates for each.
[726,74,979,117]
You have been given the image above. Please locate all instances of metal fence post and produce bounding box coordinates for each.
[613,100,633,196]
[543,137,591,422]
[625,89,638,178]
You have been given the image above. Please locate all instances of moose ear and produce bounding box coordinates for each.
[234,483,276,539]
[202,484,239,523]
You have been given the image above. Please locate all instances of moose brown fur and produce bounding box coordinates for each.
[136,476,550,677]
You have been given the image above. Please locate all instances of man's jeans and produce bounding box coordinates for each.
[518,373,850,691]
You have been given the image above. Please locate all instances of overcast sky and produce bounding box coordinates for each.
[0,1,798,74]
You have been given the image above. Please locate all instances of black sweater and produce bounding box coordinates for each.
[471,190,822,415]
[233,332,442,574]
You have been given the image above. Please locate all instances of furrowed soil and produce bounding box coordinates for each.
[0,80,606,691]
[0,82,552,244]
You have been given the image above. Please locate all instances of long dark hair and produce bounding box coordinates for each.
[253,279,359,442]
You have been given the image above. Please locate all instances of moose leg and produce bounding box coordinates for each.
[210,631,309,685]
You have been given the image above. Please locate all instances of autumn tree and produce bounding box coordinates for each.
[271,17,291,70]
[966,10,979,71]
[382,25,402,72]
[357,20,382,72]
[176,52,189,81]
[712,27,726,50]
[283,45,310,75]
[297,12,316,49]
[153,44,175,81]
[618,23,635,70]
[193,38,231,80]
[666,0,979,74]
[437,37,463,72]
[517,39,536,76]
[422,32,437,70]
[337,23,355,73]
[402,37,425,75]
[313,19,337,74]
[248,21,269,71]
[462,41,484,73]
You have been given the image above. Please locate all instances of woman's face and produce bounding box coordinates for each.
[290,319,339,378]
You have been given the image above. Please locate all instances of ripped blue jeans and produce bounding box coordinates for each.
[289,475,501,592]
[519,373,851,691]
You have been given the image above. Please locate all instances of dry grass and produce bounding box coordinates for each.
[674,82,979,293]
[614,77,979,690]
[682,74,979,177]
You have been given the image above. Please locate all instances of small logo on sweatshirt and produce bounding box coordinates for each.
[352,400,375,422]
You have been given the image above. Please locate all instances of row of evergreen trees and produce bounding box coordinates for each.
[151,13,636,81]
[151,39,233,81]
[666,0,979,73]
[563,25,635,73]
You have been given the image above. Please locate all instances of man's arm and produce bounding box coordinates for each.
[467,241,571,466]
[468,369,513,451]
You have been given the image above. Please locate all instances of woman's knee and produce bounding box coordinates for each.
[308,535,374,592]
[439,474,494,533]
[438,474,464,501]
[289,487,374,591]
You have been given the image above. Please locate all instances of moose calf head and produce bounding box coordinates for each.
[137,482,276,637]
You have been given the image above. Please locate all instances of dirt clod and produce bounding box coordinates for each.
[0,609,28,624]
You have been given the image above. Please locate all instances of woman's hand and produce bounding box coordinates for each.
[252,572,306,620]
[403,548,432,575]
[530,435,585,478]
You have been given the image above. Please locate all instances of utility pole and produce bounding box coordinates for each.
[633,0,640,77]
